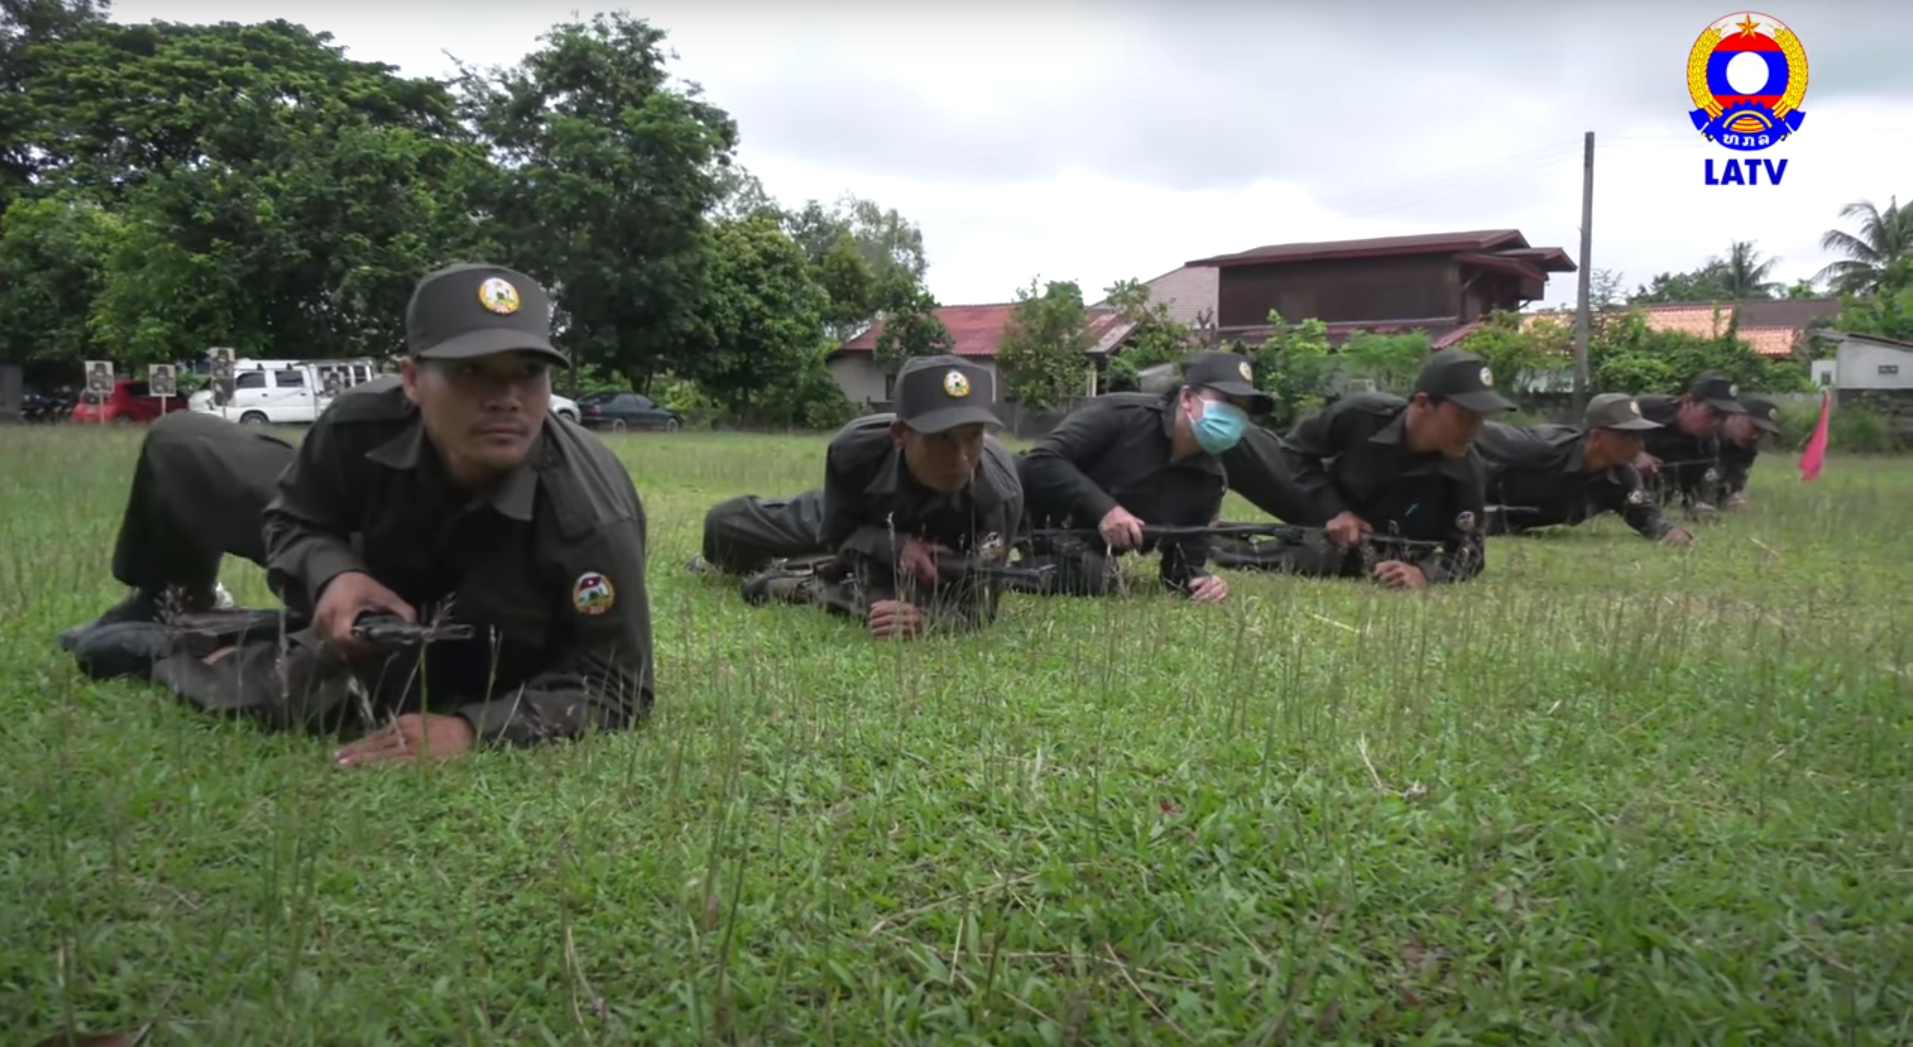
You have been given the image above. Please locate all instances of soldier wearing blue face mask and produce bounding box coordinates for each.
[1012,350,1274,601]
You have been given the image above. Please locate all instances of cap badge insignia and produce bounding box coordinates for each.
[943,370,971,398]
[1455,511,1476,532]
[1479,366,1494,388]
[1767,405,1778,419]
[1728,382,1739,397]
[478,277,521,315]
[1629,400,1642,415]
[1238,361,1253,381]
[572,571,615,615]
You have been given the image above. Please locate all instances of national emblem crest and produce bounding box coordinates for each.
[478,277,521,315]
[1686,13,1809,152]
[943,370,971,398]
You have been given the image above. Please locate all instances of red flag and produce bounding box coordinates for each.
[1798,389,1831,481]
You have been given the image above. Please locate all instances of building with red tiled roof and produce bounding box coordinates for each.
[1523,297,1843,358]
[829,303,1133,409]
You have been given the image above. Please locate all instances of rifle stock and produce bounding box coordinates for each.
[351,614,475,648]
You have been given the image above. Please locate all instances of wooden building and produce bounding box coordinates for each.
[1183,229,1577,347]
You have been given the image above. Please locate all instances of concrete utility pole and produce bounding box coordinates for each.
[1573,131,1594,415]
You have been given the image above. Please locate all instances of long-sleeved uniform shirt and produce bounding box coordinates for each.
[260,376,654,747]
[817,414,1024,627]
[1217,423,1319,523]
[1280,392,1487,583]
[1017,392,1226,593]
[1637,395,1721,506]
[1718,439,1759,497]
[1473,421,1676,539]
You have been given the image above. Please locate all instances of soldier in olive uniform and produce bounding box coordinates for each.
[59,264,655,767]
[1014,350,1274,602]
[1717,394,1781,509]
[1635,371,1745,510]
[1474,393,1694,545]
[1210,348,1510,588]
[697,355,1023,640]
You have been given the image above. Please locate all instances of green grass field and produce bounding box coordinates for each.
[2,425,1909,1046]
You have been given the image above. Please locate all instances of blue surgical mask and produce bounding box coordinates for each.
[1190,398,1247,453]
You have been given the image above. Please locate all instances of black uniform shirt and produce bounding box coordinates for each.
[819,413,1024,620]
[1217,423,1318,523]
[260,377,653,747]
[1017,392,1226,591]
[1474,421,1675,539]
[1718,439,1758,497]
[1282,393,1487,582]
[1638,395,1720,504]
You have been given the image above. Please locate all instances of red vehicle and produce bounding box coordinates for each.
[69,379,191,425]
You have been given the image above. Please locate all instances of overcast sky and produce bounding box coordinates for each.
[111,1,1913,309]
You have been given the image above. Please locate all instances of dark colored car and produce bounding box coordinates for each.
[69,379,192,425]
[578,391,683,432]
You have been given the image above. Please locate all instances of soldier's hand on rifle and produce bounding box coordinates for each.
[1187,574,1228,603]
[1097,505,1146,551]
[1372,560,1427,590]
[1325,511,1372,548]
[897,538,950,586]
[315,571,415,660]
[1633,451,1662,477]
[1661,527,1696,547]
[866,600,926,640]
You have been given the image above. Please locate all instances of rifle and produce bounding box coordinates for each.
[771,552,1057,588]
[1027,522,1447,552]
[351,614,475,649]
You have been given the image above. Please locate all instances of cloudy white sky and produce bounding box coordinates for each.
[111,1,1913,309]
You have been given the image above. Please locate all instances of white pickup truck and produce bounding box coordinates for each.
[189,357,581,425]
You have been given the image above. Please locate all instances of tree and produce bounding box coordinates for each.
[456,12,738,388]
[1455,311,1570,402]
[1628,241,1783,304]
[870,274,954,373]
[997,277,1093,413]
[708,161,779,222]
[0,0,113,213]
[1099,277,1198,391]
[1244,311,1335,430]
[1588,308,1809,395]
[3,16,496,363]
[782,193,929,342]
[0,192,121,364]
[1629,263,1730,304]
[1719,240,1783,299]
[687,211,851,428]
[1815,197,1913,296]
[1337,331,1429,394]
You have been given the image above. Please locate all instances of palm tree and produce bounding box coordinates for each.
[1815,197,1913,295]
[1719,240,1783,299]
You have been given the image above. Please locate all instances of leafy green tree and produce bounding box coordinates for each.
[1337,331,1429,394]
[688,211,852,428]
[1099,277,1197,391]
[1454,311,1570,403]
[1815,197,1913,296]
[4,16,495,362]
[456,12,737,388]
[1245,311,1336,430]
[0,0,112,213]
[0,192,121,364]
[870,274,954,373]
[784,193,930,343]
[997,277,1093,413]
[1589,308,1809,394]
